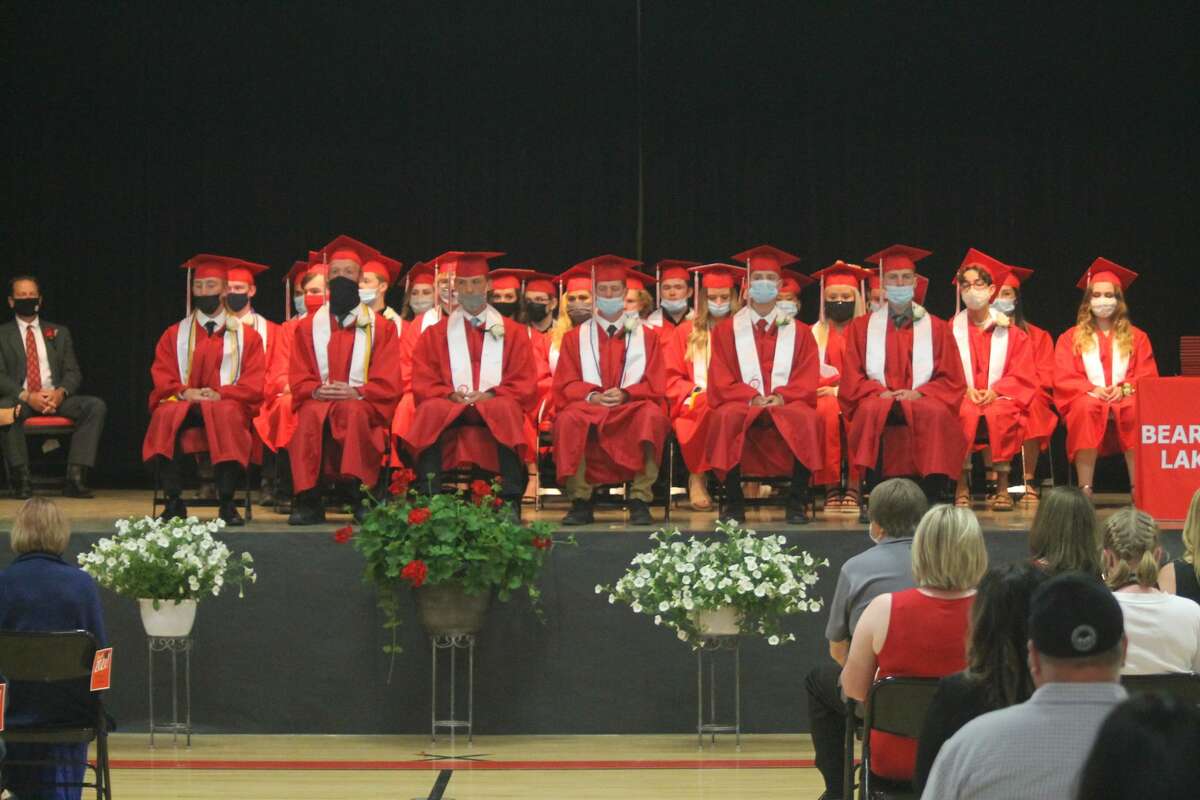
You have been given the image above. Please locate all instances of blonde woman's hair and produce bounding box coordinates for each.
[550,291,587,350]
[1073,287,1133,358]
[685,287,743,362]
[1182,489,1200,585]
[10,496,71,555]
[1103,507,1162,589]
[912,505,989,590]
[631,288,653,318]
[812,285,865,350]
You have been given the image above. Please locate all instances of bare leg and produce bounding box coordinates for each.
[955,471,971,506]
[1075,448,1098,495]
[688,471,713,510]
[991,464,1013,510]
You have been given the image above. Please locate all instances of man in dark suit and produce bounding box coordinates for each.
[0,275,107,498]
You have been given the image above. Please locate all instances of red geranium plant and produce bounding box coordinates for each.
[348,475,566,666]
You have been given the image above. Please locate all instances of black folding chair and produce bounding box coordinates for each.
[1121,672,1200,704]
[845,676,941,800]
[0,630,112,800]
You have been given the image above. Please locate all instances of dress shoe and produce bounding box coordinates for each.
[786,496,812,525]
[160,496,188,521]
[561,499,594,526]
[288,492,326,526]
[10,465,33,499]
[63,464,94,498]
[218,501,245,527]
[627,499,653,526]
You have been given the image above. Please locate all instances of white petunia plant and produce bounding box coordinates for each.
[597,519,828,646]
[78,516,257,607]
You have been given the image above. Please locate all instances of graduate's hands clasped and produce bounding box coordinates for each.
[449,390,495,405]
[314,381,360,401]
[879,389,923,402]
[588,388,628,407]
[181,387,221,403]
[750,393,784,407]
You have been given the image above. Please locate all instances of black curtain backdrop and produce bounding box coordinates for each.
[3,1,1196,483]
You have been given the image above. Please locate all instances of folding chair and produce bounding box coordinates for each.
[535,430,673,522]
[1121,672,1200,705]
[0,630,111,800]
[7,415,77,491]
[844,676,941,800]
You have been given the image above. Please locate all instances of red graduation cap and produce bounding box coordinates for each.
[572,254,643,283]
[813,261,872,290]
[626,277,647,292]
[656,259,701,284]
[780,269,815,295]
[1078,257,1138,291]
[956,248,1011,287]
[362,253,403,283]
[558,265,594,293]
[914,275,930,305]
[524,271,558,296]
[225,259,269,285]
[182,254,244,281]
[731,244,801,275]
[430,250,506,278]
[320,234,377,266]
[865,244,933,273]
[489,268,538,292]
[689,263,742,291]
[406,261,435,287]
[287,260,311,288]
[1004,265,1034,288]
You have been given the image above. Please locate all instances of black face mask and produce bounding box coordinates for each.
[11,297,40,317]
[225,292,250,313]
[525,302,550,323]
[328,276,360,317]
[492,301,519,318]
[567,306,593,324]
[192,294,221,316]
[825,300,856,323]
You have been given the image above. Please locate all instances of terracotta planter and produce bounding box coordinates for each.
[693,606,740,636]
[138,598,198,637]
[414,583,491,636]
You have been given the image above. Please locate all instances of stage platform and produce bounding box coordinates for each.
[0,490,1178,738]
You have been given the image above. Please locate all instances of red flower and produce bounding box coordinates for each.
[491,496,505,509]
[400,559,428,588]
[470,479,492,497]
[332,525,354,544]
[43,327,57,341]
[532,535,552,551]
[407,507,431,525]
[389,467,416,495]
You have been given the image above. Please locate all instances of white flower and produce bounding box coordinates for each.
[659,601,670,612]
[488,323,505,340]
[677,629,689,642]
[682,597,694,611]
[912,303,927,321]
[608,594,616,605]
[187,575,200,592]
[631,602,642,613]
[654,615,662,626]
[768,635,781,646]
[225,315,240,332]
[754,584,768,597]
[594,584,604,594]
[633,577,645,588]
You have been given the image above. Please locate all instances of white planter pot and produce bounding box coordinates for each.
[138,599,198,637]
[694,606,740,636]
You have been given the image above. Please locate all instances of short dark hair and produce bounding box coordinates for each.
[868,478,928,539]
[8,275,39,296]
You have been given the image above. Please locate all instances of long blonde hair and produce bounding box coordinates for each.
[550,291,587,350]
[812,286,866,350]
[1103,507,1161,589]
[685,288,742,362]
[1073,288,1133,358]
[1181,489,1200,585]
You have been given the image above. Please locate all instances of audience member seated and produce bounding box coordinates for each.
[1101,507,1200,675]
[914,562,1046,793]
[1158,487,1200,604]
[842,504,987,788]
[805,477,927,799]
[0,275,107,499]
[1075,693,1200,800]
[0,497,108,799]
[921,572,1129,800]
[1028,485,1102,576]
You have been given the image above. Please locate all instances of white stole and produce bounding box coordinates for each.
[420,306,441,333]
[731,307,795,396]
[952,310,1008,391]
[311,305,375,387]
[382,306,403,336]
[1082,333,1129,388]
[174,313,244,386]
[814,325,839,380]
[865,306,934,389]
[579,317,647,389]
[447,306,504,393]
[247,312,269,353]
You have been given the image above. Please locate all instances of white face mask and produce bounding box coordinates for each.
[358,288,378,305]
[776,300,798,318]
[661,297,688,314]
[1091,297,1118,319]
[962,287,990,311]
[409,296,434,314]
[991,298,1015,315]
[707,301,731,318]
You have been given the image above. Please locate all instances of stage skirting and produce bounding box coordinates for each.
[0,527,1182,735]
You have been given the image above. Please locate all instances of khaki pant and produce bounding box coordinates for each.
[565,444,659,502]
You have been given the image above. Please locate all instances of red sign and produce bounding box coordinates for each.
[90,647,113,692]
[1135,377,1200,521]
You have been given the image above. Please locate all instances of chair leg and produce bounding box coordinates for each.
[244,467,253,522]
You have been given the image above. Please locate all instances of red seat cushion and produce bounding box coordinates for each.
[22,415,75,429]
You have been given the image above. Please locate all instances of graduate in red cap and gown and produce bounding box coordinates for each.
[994,265,1059,501]
[948,249,1037,511]
[1053,258,1158,496]
[705,245,824,523]
[286,235,401,524]
[808,261,873,513]
[360,252,405,334]
[402,253,537,513]
[645,259,699,328]
[839,245,968,515]
[143,255,266,524]
[663,264,743,510]
[552,255,670,526]
[390,262,440,450]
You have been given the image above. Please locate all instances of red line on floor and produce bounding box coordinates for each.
[109,758,816,771]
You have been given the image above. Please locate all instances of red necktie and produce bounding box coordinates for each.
[25,326,42,392]
[756,319,768,335]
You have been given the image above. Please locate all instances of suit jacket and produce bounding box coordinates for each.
[0,318,84,401]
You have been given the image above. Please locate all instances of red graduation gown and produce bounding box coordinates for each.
[954,318,1037,462]
[705,316,824,478]
[1023,322,1059,444]
[253,316,298,451]
[142,319,265,467]
[287,309,401,492]
[1053,325,1158,459]
[813,323,860,485]
[390,310,440,450]
[664,321,713,473]
[402,313,537,471]
[839,312,968,477]
[552,320,670,485]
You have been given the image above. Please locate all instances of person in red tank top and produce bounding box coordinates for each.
[842,505,988,785]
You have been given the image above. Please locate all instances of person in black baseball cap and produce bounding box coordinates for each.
[1029,571,1126,669]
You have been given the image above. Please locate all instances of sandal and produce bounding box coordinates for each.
[841,488,861,514]
[954,490,972,508]
[824,487,843,512]
[991,492,1014,512]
